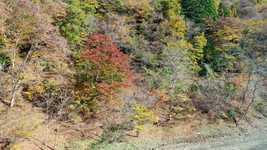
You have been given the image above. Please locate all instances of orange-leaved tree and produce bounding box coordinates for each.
[75,33,133,115]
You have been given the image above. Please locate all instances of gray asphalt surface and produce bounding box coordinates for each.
[154,119,267,150]
[156,133,267,150]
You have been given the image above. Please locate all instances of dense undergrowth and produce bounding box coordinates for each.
[0,0,266,149]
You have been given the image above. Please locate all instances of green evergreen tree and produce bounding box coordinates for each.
[181,0,220,23]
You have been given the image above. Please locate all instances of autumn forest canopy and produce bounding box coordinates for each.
[0,0,266,149]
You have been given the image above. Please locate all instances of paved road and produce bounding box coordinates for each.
[156,132,267,150]
[152,119,267,150]
[91,118,267,150]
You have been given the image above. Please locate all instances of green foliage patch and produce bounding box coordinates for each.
[0,53,11,71]
[153,0,182,18]
[57,0,98,45]
[181,0,220,23]
[202,17,243,74]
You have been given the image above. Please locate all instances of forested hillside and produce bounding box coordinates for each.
[0,0,266,149]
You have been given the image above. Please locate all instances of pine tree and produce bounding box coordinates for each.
[181,0,220,23]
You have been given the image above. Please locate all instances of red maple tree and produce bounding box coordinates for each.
[81,33,133,97]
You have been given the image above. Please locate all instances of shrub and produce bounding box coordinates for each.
[5,0,68,54]
[153,0,182,18]
[131,104,158,134]
[190,32,207,71]
[169,16,187,38]
[218,2,231,17]
[192,78,240,120]
[241,22,267,58]
[58,0,98,44]
[6,6,39,48]
[75,33,132,116]
[137,13,186,46]
[123,0,153,18]
[90,123,132,149]
[142,40,195,96]
[0,53,11,71]
[218,2,238,17]
[153,0,186,38]
[96,0,125,13]
[22,80,74,119]
[206,18,243,49]
[0,35,5,49]
[181,0,220,23]
[254,102,267,117]
[204,17,243,73]
[257,0,267,4]
[1,0,72,108]
[138,15,169,42]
